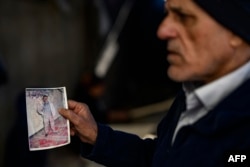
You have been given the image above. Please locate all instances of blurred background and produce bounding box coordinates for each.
[0,0,180,166]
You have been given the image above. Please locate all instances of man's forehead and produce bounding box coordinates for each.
[165,0,195,11]
[165,0,188,7]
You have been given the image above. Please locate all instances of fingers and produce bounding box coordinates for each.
[67,100,79,110]
[66,100,88,115]
[58,100,98,144]
[58,107,72,119]
[59,108,81,136]
[59,100,92,124]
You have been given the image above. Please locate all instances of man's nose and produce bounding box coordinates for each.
[157,17,177,40]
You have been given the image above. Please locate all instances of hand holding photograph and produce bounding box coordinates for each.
[25,87,70,151]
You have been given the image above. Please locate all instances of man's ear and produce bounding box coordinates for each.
[230,34,243,48]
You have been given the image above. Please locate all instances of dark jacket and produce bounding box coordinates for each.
[81,79,250,167]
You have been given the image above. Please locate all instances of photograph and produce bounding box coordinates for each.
[25,87,70,151]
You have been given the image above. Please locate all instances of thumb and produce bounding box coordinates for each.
[59,108,78,123]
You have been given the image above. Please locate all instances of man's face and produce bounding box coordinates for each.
[157,0,237,84]
[42,96,48,102]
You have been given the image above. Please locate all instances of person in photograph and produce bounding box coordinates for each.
[37,94,56,137]
[59,0,250,166]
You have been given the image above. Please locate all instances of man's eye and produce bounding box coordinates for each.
[164,9,169,16]
[176,12,188,22]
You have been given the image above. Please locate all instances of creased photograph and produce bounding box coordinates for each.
[25,87,70,151]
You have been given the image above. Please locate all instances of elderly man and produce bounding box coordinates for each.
[59,0,250,166]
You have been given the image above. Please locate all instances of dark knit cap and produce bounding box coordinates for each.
[193,0,250,44]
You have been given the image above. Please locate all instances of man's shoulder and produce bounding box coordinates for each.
[218,78,250,108]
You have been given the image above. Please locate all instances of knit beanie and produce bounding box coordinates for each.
[193,0,250,44]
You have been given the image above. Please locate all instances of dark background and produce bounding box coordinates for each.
[0,0,180,166]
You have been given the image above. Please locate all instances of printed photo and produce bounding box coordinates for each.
[25,87,70,151]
